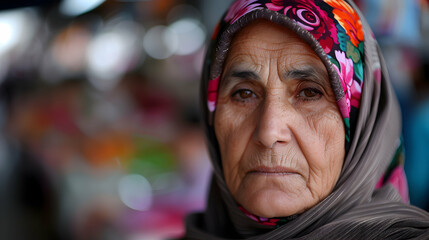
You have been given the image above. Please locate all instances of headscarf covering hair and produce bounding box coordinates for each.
[185,0,429,239]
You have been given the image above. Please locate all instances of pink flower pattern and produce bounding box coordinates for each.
[207,76,220,112]
[376,166,409,203]
[238,206,280,226]
[265,0,338,53]
[332,50,361,118]
[224,0,263,24]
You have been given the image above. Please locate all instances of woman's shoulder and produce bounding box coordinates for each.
[320,201,429,239]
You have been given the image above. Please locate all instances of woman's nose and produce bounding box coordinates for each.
[254,96,293,148]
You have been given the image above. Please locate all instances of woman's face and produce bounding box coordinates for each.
[214,20,345,218]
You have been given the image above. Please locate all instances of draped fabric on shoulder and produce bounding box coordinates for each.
[185,0,429,239]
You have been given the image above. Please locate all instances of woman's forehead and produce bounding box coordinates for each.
[230,20,308,47]
[225,20,325,73]
[228,20,321,60]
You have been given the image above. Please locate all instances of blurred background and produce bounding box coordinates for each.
[0,0,427,239]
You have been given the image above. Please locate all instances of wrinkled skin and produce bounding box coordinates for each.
[214,20,345,218]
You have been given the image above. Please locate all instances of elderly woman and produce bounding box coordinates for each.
[184,0,429,239]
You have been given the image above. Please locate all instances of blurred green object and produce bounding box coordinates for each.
[128,136,176,179]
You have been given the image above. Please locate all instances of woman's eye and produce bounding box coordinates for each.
[232,89,256,101]
[297,88,322,100]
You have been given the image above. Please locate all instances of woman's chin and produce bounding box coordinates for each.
[237,188,313,218]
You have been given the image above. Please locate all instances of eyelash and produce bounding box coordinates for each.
[231,89,257,102]
[296,87,323,101]
[230,86,323,103]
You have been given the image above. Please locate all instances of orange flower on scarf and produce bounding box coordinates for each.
[324,0,364,47]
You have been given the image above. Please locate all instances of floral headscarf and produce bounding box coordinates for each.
[208,0,364,146]
[185,0,429,239]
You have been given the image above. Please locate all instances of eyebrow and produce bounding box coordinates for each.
[230,70,260,81]
[221,66,329,89]
[219,70,260,90]
[284,67,329,85]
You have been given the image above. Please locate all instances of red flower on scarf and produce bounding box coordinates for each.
[265,0,338,53]
[332,50,362,118]
[207,76,220,112]
[324,0,364,47]
[224,0,263,24]
[238,206,281,226]
[376,166,409,203]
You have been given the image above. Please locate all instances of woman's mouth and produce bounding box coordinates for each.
[248,166,298,176]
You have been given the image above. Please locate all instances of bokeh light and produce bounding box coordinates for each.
[86,20,143,91]
[143,25,178,60]
[118,174,153,211]
[168,18,205,56]
[60,0,105,16]
[0,9,37,56]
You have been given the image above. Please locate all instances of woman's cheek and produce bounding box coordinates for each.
[214,103,247,163]
[304,105,345,192]
[215,105,245,145]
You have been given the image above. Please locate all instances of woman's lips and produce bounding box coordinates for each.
[248,166,298,176]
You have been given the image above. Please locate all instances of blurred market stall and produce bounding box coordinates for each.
[0,0,231,239]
